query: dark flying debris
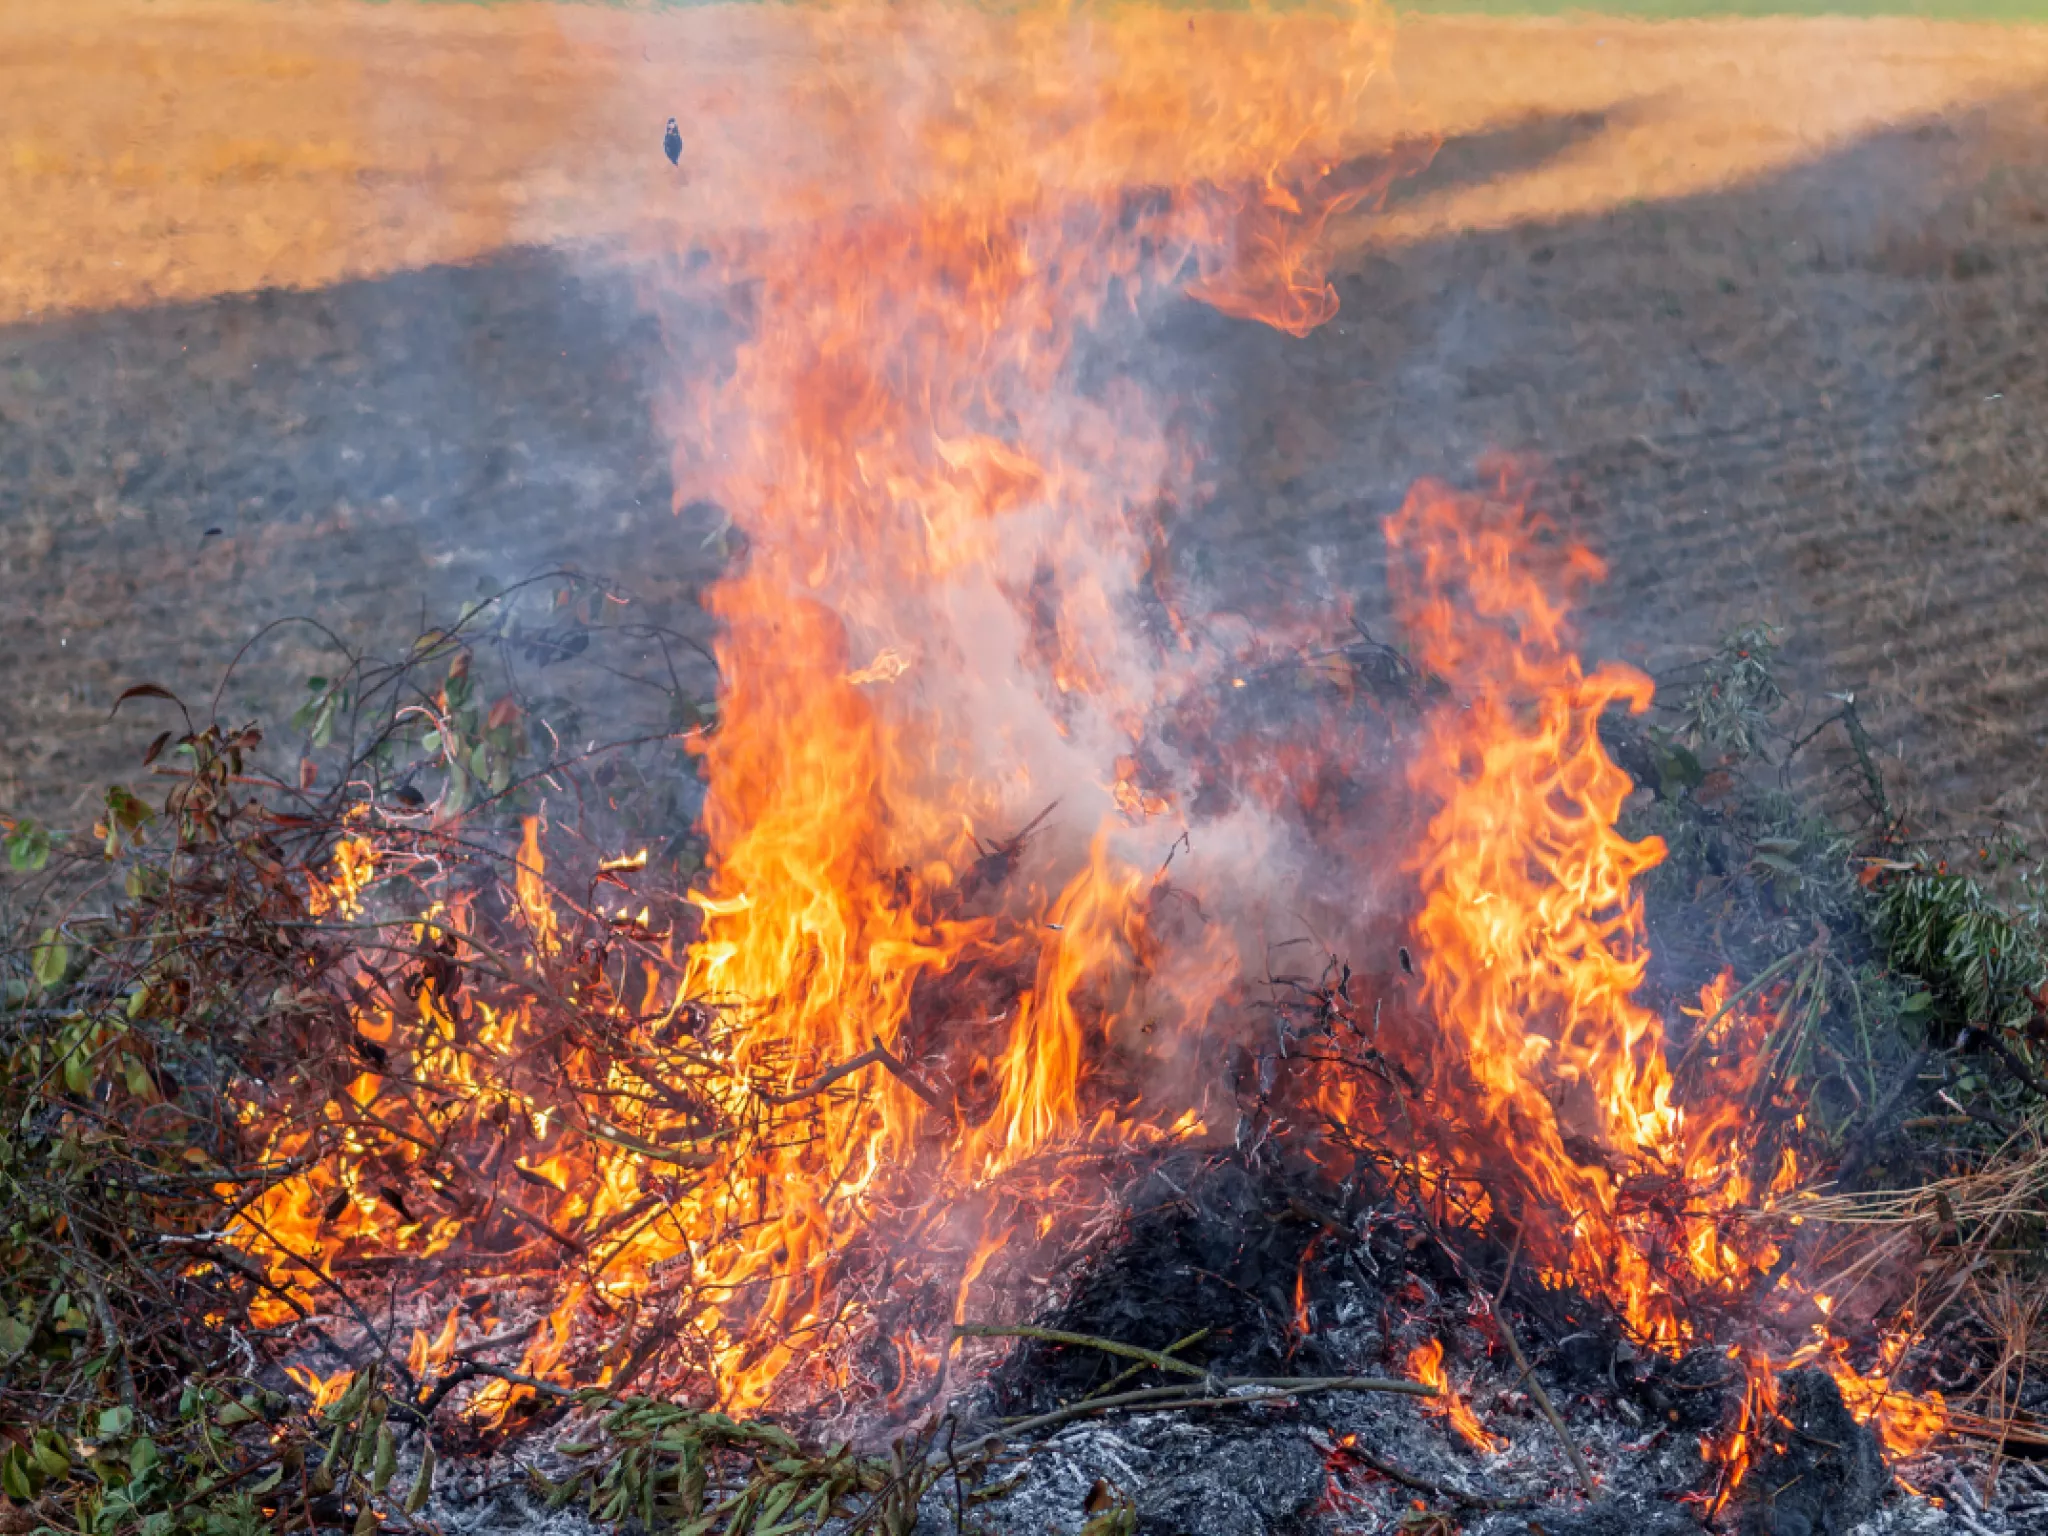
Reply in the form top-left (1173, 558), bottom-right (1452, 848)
top-left (203, 527), bottom-right (223, 537)
top-left (1398, 945), bottom-right (1414, 977)
top-left (663, 117), bottom-right (682, 167)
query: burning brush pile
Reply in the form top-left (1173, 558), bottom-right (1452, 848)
top-left (6, 3), bottom-right (2048, 1534)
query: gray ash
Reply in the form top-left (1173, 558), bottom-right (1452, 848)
top-left (949, 1151), bottom-right (1957, 1536)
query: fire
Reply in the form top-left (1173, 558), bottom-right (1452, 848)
top-left (1703, 1334), bottom-right (1944, 1512)
top-left (1701, 1348), bottom-right (1780, 1511)
top-left (221, 0), bottom-right (1420, 1418)
top-left (1405, 1337), bottom-right (1500, 1455)
top-left (640, 0), bottom-right (1415, 1409)
top-left (1825, 1344), bottom-right (1946, 1461)
top-left (210, 0), bottom-right (1949, 1458)
top-left (1356, 481), bottom-right (1792, 1345)
top-left (1378, 482), bottom-right (1943, 1465)
top-left (224, 470), bottom-right (1946, 1443)
top-left (284, 1365), bottom-right (355, 1415)
top-left (306, 826), bottom-right (376, 918)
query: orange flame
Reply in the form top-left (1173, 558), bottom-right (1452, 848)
top-left (1379, 481), bottom-right (1943, 1468)
top-left (307, 829), bottom-right (377, 919)
top-left (1375, 482), bottom-right (1797, 1346)
top-left (1703, 1338), bottom-right (1943, 1513)
top-left (637, 0), bottom-right (1408, 1409)
top-left (284, 1365), bottom-right (354, 1415)
top-left (1702, 1349), bottom-right (1781, 1512)
top-left (1406, 1337), bottom-right (1500, 1454)
top-left (225, 0), bottom-right (1420, 1406)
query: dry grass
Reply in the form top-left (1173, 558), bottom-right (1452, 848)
top-left (8, 3), bottom-right (2048, 325)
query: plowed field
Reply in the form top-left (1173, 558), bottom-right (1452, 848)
top-left (5, 2), bottom-right (2047, 833)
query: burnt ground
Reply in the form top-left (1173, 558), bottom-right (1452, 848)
top-left (5, 28), bottom-right (2048, 837)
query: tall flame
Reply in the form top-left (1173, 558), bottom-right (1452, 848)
top-left (641, 0), bottom-right (1407, 1408)
top-left (1376, 480), bottom-right (1795, 1347)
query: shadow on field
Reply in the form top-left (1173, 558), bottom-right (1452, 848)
top-left (1169, 80), bottom-right (2048, 831)
top-left (0, 249), bottom-right (737, 817)
top-left (5, 88), bottom-right (2048, 830)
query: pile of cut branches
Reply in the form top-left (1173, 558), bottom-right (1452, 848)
top-left (0, 590), bottom-right (845, 1536)
top-left (9, 608), bottom-right (2048, 1536)
top-left (0, 589), bottom-right (1133, 1536)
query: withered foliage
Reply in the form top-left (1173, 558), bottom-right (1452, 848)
top-left (0, 595), bottom-right (962, 1536)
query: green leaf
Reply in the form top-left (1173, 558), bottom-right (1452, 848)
top-left (352, 1503), bottom-right (380, 1536)
top-left (324, 1369), bottom-right (373, 1427)
top-left (247, 1466), bottom-right (285, 1496)
top-left (0, 1316), bottom-right (30, 1358)
top-left (1645, 734), bottom-right (1704, 799)
top-left (98, 1404), bottom-right (134, 1438)
top-left (403, 1442), bottom-right (434, 1514)
top-left (63, 1033), bottom-right (94, 1097)
top-left (754, 1480), bottom-right (797, 1530)
top-left (4, 819), bottom-right (52, 872)
top-left (371, 1425), bottom-right (396, 1495)
top-left (128, 1437), bottom-right (158, 1476)
top-left (1, 1446), bottom-right (33, 1502)
top-left (31, 1430), bottom-right (70, 1479)
top-left (1900, 992), bottom-right (1935, 1017)
top-left (32, 929), bottom-right (69, 991)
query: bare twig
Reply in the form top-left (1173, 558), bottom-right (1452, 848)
top-left (1493, 1309), bottom-right (1593, 1495)
top-left (758, 1038), bottom-right (943, 1110)
top-left (980, 1372), bottom-right (1439, 1446)
top-left (1082, 1328), bottom-right (1209, 1402)
top-left (1338, 1438), bottom-right (1524, 1512)
top-left (953, 1324), bottom-right (1207, 1381)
